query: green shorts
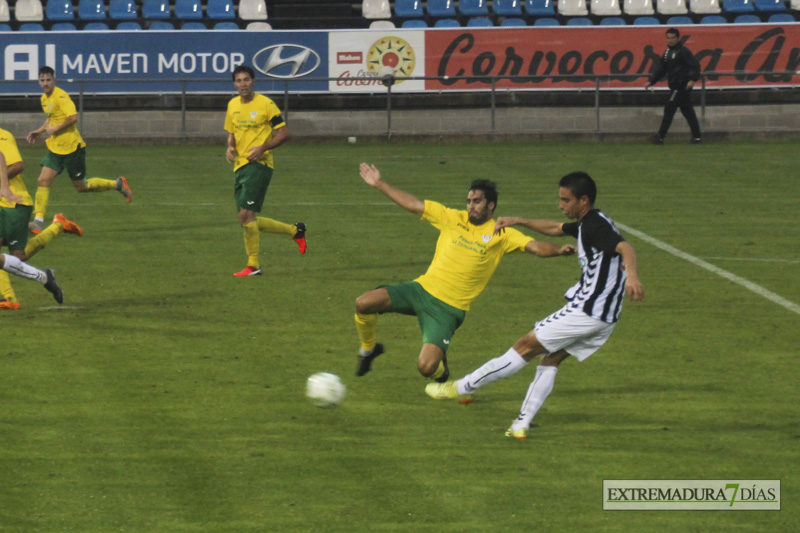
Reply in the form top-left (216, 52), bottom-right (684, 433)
top-left (384, 281), bottom-right (466, 353)
top-left (41, 145), bottom-right (87, 181)
top-left (234, 163), bottom-right (273, 213)
top-left (0, 205), bottom-right (33, 251)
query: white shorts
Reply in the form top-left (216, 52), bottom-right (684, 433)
top-left (533, 305), bottom-right (616, 361)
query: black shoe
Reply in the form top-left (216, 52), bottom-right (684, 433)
top-left (690, 137), bottom-right (703, 144)
top-left (356, 343), bottom-right (384, 376)
top-left (647, 134), bottom-right (664, 145)
top-left (43, 269), bottom-right (63, 304)
top-left (435, 354), bottom-right (450, 383)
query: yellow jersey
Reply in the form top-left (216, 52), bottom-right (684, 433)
top-left (416, 200), bottom-right (534, 311)
top-left (41, 86), bottom-right (85, 155)
top-left (0, 128), bottom-right (33, 209)
top-left (224, 93), bottom-right (286, 172)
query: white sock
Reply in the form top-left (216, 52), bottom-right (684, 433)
top-left (34, 216), bottom-right (44, 223)
top-left (511, 366), bottom-right (558, 431)
top-left (2, 253), bottom-right (46, 283)
top-left (457, 347), bottom-right (528, 395)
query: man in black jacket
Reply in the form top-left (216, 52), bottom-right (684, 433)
top-left (645, 28), bottom-right (703, 145)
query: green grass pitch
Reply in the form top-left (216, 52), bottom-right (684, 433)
top-left (1, 139), bottom-right (797, 532)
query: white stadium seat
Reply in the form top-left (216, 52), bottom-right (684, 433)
top-left (558, 0), bottom-right (589, 15)
top-left (624, 0), bottom-right (656, 14)
top-left (16, 0), bottom-right (45, 21)
top-left (362, 0), bottom-right (391, 19)
top-left (239, 0), bottom-right (268, 21)
top-left (689, 0), bottom-right (721, 13)
top-left (656, 0), bottom-right (689, 14)
top-left (592, 0), bottom-right (622, 15)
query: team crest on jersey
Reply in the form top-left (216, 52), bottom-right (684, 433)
top-left (482, 234), bottom-right (492, 243)
top-left (250, 111), bottom-right (258, 119)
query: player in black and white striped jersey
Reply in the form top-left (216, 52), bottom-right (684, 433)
top-left (426, 171), bottom-right (644, 439)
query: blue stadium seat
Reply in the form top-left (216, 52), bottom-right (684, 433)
top-left (142, 0), bottom-right (170, 19)
top-left (494, 0), bottom-right (524, 15)
top-left (567, 16), bottom-right (593, 23)
top-left (460, 0), bottom-right (490, 15)
top-left (83, 20), bottom-right (109, 28)
top-left (754, 0), bottom-right (786, 11)
top-left (116, 20), bottom-right (141, 29)
top-left (51, 21), bottom-right (77, 29)
top-left (0, 22), bottom-right (11, 30)
top-left (667, 14), bottom-right (694, 22)
top-left (467, 16), bottom-right (494, 25)
top-left (700, 14), bottom-right (728, 21)
top-left (501, 16), bottom-right (527, 24)
top-left (401, 18), bottom-right (427, 27)
top-left (181, 21), bottom-right (207, 29)
top-left (723, 0), bottom-right (755, 12)
top-left (599, 16), bottom-right (627, 23)
top-left (46, 0), bottom-right (74, 20)
top-left (148, 20), bottom-right (174, 29)
top-left (768, 12), bottom-right (795, 20)
top-left (395, 0), bottom-right (424, 18)
top-left (208, 0), bottom-right (235, 19)
top-left (214, 21), bottom-right (239, 29)
top-left (734, 12), bottom-right (761, 19)
top-left (427, 0), bottom-right (456, 17)
top-left (19, 22), bottom-right (46, 30)
top-left (434, 18), bottom-right (461, 26)
top-left (108, 0), bottom-right (137, 19)
top-left (534, 16), bottom-right (560, 23)
top-left (78, 0), bottom-right (105, 20)
top-left (175, 0), bottom-right (204, 20)
top-left (633, 15), bottom-right (661, 22)
top-left (525, 0), bottom-right (557, 15)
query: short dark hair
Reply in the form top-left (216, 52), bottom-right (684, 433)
top-left (666, 28), bottom-right (680, 38)
top-left (559, 172), bottom-right (597, 205)
top-left (470, 179), bottom-right (498, 208)
top-left (39, 66), bottom-right (55, 77)
top-left (232, 65), bottom-right (255, 81)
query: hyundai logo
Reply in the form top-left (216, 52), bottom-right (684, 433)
top-left (253, 45), bottom-right (321, 79)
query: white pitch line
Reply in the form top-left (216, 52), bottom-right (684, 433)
top-left (616, 222), bottom-right (800, 316)
top-left (703, 257), bottom-right (800, 264)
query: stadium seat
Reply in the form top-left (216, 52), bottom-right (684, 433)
top-left (567, 15), bottom-right (594, 22)
top-left (108, 0), bottom-right (136, 19)
top-left (239, 0), bottom-right (267, 21)
top-left (699, 13), bottom-right (728, 21)
top-left (362, 0), bottom-right (390, 19)
top-left (599, 15), bottom-right (627, 22)
top-left (500, 16), bottom-right (527, 24)
top-left (208, 0), bottom-right (235, 19)
top-left (51, 21), bottom-right (76, 29)
top-left (592, 0), bottom-right (622, 14)
top-left (0, 22), bottom-right (11, 29)
top-left (656, 0), bottom-right (689, 13)
top-left (215, 20), bottom-right (240, 29)
top-left (395, 0), bottom-right (423, 18)
top-left (689, 0), bottom-right (721, 13)
top-left (148, 20), bottom-right (174, 29)
top-left (768, 12), bottom-right (794, 20)
top-left (525, 0), bottom-right (557, 14)
top-left (175, 0), bottom-right (203, 20)
top-left (558, 0), bottom-right (589, 15)
top-left (246, 21), bottom-right (271, 29)
top-left (459, 0), bottom-right (489, 15)
top-left (0, 0), bottom-right (10, 21)
top-left (427, 0), bottom-right (456, 17)
top-left (19, 21), bottom-right (46, 29)
top-left (401, 18), bottom-right (428, 26)
top-left (633, 14), bottom-right (661, 21)
top-left (434, 18), bottom-right (461, 26)
top-left (15, 0), bottom-right (45, 21)
top-left (754, 0), bottom-right (787, 11)
top-left (494, 0), bottom-right (524, 15)
top-left (792, 0), bottom-right (800, 9)
top-left (369, 19), bottom-right (395, 28)
top-left (142, 0), bottom-right (170, 19)
top-left (624, 0), bottom-right (655, 14)
top-left (723, 0), bottom-right (755, 12)
top-left (78, 0), bottom-right (105, 20)
top-left (116, 20), bottom-right (141, 29)
top-left (181, 21), bottom-right (207, 28)
top-left (46, 0), bottom-right (74, 20)
top-left (467, 16), bottom-right (494, 25)
top-left (667, 14), bottom-right (695, 21)
top-left (83, 20), bottom-right (108, 28)
top-left (734, 12), bottom-right (761, 19)
top-left (534, 16), bottom-right (560, 23)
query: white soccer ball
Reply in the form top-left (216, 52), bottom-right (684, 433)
top-left (306, 372), bottom-right (346, 408)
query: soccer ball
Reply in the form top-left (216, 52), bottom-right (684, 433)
top-left (306, 372), bottom-right (346, 408)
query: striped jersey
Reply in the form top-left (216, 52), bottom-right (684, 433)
top-left (561, 209), bottom-right (626, 323)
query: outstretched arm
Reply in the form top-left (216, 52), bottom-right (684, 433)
top-left (617, 241), bottom-right (644, 301)
top-left (495, 216), bottom-right (566, 237)
top-left (524, 239), bottom-right (575, 258)
top-left (359, 163), bottom-right (425, 216)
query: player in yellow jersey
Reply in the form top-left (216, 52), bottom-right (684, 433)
top-left (25, 66), bottom-right (132, 234)
top-left (0, 127), bottom-right (82, 309)
top-left (225, 65), bottom-right (306, 277)
top-left (354, 163), bottom-right (576, 383)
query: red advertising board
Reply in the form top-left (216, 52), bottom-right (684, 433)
top-left (424, 25), bottom-right (800, 90)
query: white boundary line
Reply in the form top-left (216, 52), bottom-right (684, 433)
top-left (616, 223), bottom-right (800, 317)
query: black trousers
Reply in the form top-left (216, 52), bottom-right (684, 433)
top-left (658, 88), bottom-right (702, 139)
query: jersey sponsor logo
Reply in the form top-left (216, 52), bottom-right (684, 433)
top-left (250, 111), bottom-right (258, 120)
top-left (482, 234), bottom-right (492, 243)
top-left (253, 45), bottom-right (321, 79)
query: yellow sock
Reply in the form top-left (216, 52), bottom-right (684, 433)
top-left (24, 222), bottom-right (62, 258)
top-left (34, 187), bottom-right (50, 219)
top-left (257, 217), bottom-right (295, 236)
top-left (354, 313), bottom-right (378, 351)
top-left (243, 221), bottom-right (260, 268)
top-left (0, 271), bottom-right (18, 303)
top-left (431, 361), bottom-right (446, 381)
top-left (86, 178), bottom-right (117, 192)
